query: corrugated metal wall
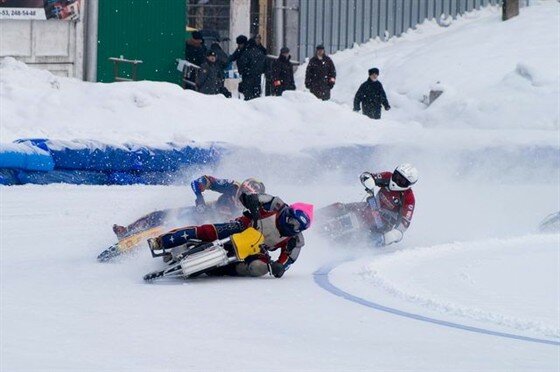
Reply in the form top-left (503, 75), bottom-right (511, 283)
top-left (97, 0), bottom-right (186, 83)
top-left (297, 0), bottom-right (530, 61)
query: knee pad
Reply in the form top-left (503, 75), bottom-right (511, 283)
top-left (247, 260), bottom-right (268, 277)
top-left (234, 260), bottom-right (268, 277)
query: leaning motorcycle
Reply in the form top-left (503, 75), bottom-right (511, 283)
top-left (143, 227), bottom-right (265, 281)
top-left (317, 173), bottom-right (386, 243)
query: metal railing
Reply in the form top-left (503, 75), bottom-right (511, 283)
top-left (297, 0), bottom-right (532, 61)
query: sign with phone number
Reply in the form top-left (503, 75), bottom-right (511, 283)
top-left (0, 8), bottom-right (46, 20)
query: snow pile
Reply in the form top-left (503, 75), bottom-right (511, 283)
top-left (298, 2), bottom-right (559, 131)
top-left (350, 234), bottom-right (560, 338)
top-left (1, 2), bottom-right (559, 156)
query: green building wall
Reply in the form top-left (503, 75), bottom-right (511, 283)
top-left (97, 0), bottom-right (186, 84)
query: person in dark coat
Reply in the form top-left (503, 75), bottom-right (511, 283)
top-left (236, 38), bottom-right (267, 100)
top-left (196, 51), bottom-right (230, 97)
top-left (185, 31), bottom-right (207, 67)
top-left (305, 45), bottom-right (336, 101)
top-left (227, 35), bottom-right (248, 65)
top-left (353, 68), bottom-right (391, 120)
top-left (271, 47), bottom-right (296, 96)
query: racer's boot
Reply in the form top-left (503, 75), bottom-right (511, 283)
top-left (112, 224), bottom-right (128, 239)
top-left (147, 236), bottom-right (173, 262)
top-left (147, 237), bottom-right (163, 251)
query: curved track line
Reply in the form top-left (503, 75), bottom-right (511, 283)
top-left (313, 261), bottom-right (560, 346)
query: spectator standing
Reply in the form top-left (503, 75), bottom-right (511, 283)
top-left (185, 31), bottom-right (207, 67)
top-left (271, 47), bottom-right (296, 96)
top-left (305, 45), bottom-right (336, 101)
top-left (353, 68), bottom-right (391, 120)
top-left (236, 38), bottom-right (267, 100)
top-left (196, 50), bottom-right (230, 97)
top-left (227, 35), bottom-right (248, 65)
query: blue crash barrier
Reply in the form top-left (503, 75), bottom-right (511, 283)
top-left (1, 139), bottom-right (220, 185)
top-left (17, 170), bottom-right (110, 185)
top-left (0, 169), bottom-right (20, 185)
top-left (14, 139), bottom-right (219, 172)
top-left (0, 143), bottom-right (54, 171)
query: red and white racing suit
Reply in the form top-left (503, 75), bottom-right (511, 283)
top-left (320, 171), bottom-right (415, 245)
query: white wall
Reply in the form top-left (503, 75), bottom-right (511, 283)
top-left (229, 0), bottom-right (251, 52)
top-left (0, 17), bottom-right (84, 78)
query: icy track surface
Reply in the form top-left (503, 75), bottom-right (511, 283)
top-left (2, 2), bottom-right (560, 371)
top-left (1, 185), bottom-right (559, 371)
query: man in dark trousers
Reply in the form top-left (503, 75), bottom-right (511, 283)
top-left (237, 38), bottom-right (267, 100)
top-left (196, 50), bottom-right (230, 97)
top-left (271, 47), bottom-right (296, 96)
top-left (305, 45), bottom-right (336, 101)
top-left (353, 68), bottom-right (391, 119)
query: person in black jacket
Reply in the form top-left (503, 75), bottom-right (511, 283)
top-left (305, 45), bottom-right (336, 101)
top-left (353, 68), bottom-right (391, 119)
top-left (227, 35), bottom-right (248, 65)
top-left (271, 47), bottom-right (296, 96)
top-left (185, 31), bottom-right (207, 67)
top-left (197, 51), bottom-right (230, 97)
top-left (237, 38), bottom-right (267, 100)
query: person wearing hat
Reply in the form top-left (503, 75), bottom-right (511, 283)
top-left (305, 44), bottom-right (336, 101)
top-left (270, 47), bottom-right (296, 96)
top-left (185, 31), bottom-right (207, 67)
top-left (196, 50), bottom-right (230, 97)
top-left (353, 67), bottom-right (391, 119)
top-left (236, 37), bottom-right (267, 100)
top-left (227, 34), bottom-right (249, 65)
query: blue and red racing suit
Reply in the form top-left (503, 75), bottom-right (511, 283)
top-left (156, 193), bottom-right (305, 276)
top-left (114, 175), bottom-right (245, 239)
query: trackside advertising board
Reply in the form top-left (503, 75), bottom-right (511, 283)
top-left (0, 0), bottom-right (82, 20)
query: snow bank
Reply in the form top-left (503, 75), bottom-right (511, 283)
top-left (298, 2), bottom-right (559, 131)
top-left (1, 3), bottom-right (559, 154)
top-left (331, 234), bottom-right (560, 339)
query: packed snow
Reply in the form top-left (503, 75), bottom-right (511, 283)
top-left (1, 2), bottom-right (559, 371)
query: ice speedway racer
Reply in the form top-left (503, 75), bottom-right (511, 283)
top-left (539, 211), bottom-right (560, 233)
top-left (143, 192), bottom-right (313, 282)
top-left (97, 177), bottom-right (265, 262)
top-left (317, 164), bottom-right (418, 247)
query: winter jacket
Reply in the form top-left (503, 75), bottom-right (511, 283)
top-left (196, 60), bottom-right (225, 95)
top-left (237, 40), bottom-right (267, 100)
top-left (185, 39), bottom-right (207, 67)
top-left (270, 55), bottom-right (296, 96)
top-left (304, 55), bottom-right (336, 100)
top-left (353, 79), bottom-right (390, 119)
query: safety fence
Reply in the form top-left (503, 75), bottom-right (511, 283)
top-left (297, 0), bottom-right (532, 60)
top-left (0, 139), bottom-right (220, 185)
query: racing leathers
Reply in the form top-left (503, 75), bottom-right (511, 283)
top-left (153, 193), bottom-right (305, 277)
top-left (320, 171), bottom-right (415, 246)
top-left (112, 175), bottom-right (244, 239)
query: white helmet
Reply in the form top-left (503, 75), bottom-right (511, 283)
top-left (389, 164), bottom-right (418, 191)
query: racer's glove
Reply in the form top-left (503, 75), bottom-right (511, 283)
top-left (360, 172), bottom-right (376, 192)
top-left (240, 192), bottom-right (261, 224)
top-left (240, 192), bottom-right (260, 211)
top-left (194, 196), bottom-right (206, 213)
top-left (270, 261), bottom-right (285, 278)
top-left (382, 229), bottom-right (403, 246)
top-left (195, 203), bottom-right (206, 214)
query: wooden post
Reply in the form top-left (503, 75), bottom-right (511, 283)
top-left (502, 0), bottom-right (520, 21)
top-left (259, 0), bottom-right (269, 47)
